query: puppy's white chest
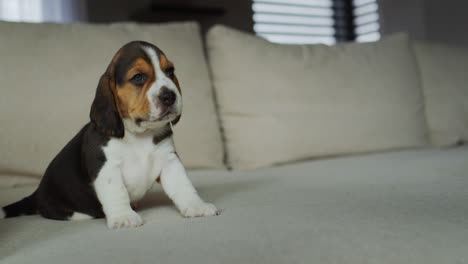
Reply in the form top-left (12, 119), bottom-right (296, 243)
top-left (105, 135), bottom-right (174, 202)
top-left (121, 151), bottom-right (157, 201)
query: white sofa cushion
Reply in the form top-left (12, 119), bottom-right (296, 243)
top-left (207, 25), bottom-right (428, 169)
top-left (0, 21), bottom-right (225, 177)
top-left (413, 41), bottom-right (468, 146)
top-left (2, 147), bottom-right (468, 264)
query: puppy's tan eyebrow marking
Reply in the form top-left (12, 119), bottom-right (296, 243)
top-left (125, 58), bottom-right (153, 80)
top-left (148, 50), bottom-right (181, 95)
top-left (158, 54), bottom-right (171, 71)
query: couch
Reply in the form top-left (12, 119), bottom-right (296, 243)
top-left (0, 21), bottom-right (467, 264)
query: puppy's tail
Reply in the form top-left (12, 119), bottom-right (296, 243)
top-left (1, 193), bottom-right (37, 219)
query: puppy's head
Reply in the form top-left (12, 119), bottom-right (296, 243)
top-left (90, 41), bottom-right (182, 137)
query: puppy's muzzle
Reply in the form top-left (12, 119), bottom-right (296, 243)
top-left (158, 88), bottom-right (176, 107)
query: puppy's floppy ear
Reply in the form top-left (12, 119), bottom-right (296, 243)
top-left (90, 73), bottom-right (124, 138)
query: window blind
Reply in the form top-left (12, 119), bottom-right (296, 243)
top-left (353, 0), bottom-right (380, 42)
top-left (0, 0), bottom-right (85, 23)
top-left (253, 0), bottom-right (381, 44)
top-left (0, 0), bottom-right (43, 22)
top-left (253, 0), bottom-right (336, 45)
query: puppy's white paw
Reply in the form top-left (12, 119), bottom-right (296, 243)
top-left (180, 200), bottom-right (219, 218)
top-left (106, 210), bottom-right (143, 229)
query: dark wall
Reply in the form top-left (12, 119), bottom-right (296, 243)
top-left (424, 0), bottom-right (468, 46)
top-left (378, 0), bottom-right (468, 46)
top-left (87, 0), bottom-right (468, 46)
top-left (378, 0), bottom-right (426, 40)
top-left (86, 0), bottom-right (150, 23)
top-left (86, 0), bottom-right (253, 33)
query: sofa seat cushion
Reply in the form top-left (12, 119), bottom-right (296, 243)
top-left (2, 146), bottom-right (468, 264)
top-left (0, 21), bottom-right (225, 177)
top-left (206, 25), bottom-right (428, 169)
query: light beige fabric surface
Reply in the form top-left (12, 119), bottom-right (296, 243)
top-left (1, 147), bottom-right (468, 264)
top-left (413, 41), bottom-right (468, 146)
top-left (0, 21), bottom-right (224, 177)
top-left (207, 25), bottom-right (428, 169)
top-left (0, 174), bottom-right (38, 189)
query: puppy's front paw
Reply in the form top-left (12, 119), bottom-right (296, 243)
top-left (106, 210), bottom-right (143, 229)
top-left (180, 200), bottom-right (219, 218)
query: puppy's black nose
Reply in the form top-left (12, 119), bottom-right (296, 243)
top-left (158, 89), bottom-right (176, 106)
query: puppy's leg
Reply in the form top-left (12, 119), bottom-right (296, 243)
top-left (160, 153), bottom-right (218, 218)
top-left (94, 162), bottom-right (143, 229)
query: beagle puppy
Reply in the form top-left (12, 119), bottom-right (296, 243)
top-left (1, 41), bottom-right (218, 229)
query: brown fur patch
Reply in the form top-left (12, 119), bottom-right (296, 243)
top-left (116, 58), bottom-right (156, 120)
top-left (159, 54), bottom-right (181, 94)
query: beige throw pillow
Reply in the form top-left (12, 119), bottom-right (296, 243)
top-left (207, 25), bottom-right (428, 169)
top-left (413, 41), bottom-right (468, 146)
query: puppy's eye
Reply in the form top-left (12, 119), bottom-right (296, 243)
top-left (130, 73), bottom-right (146, 85)
top-left (166, 67), bottom-right (175, 79)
